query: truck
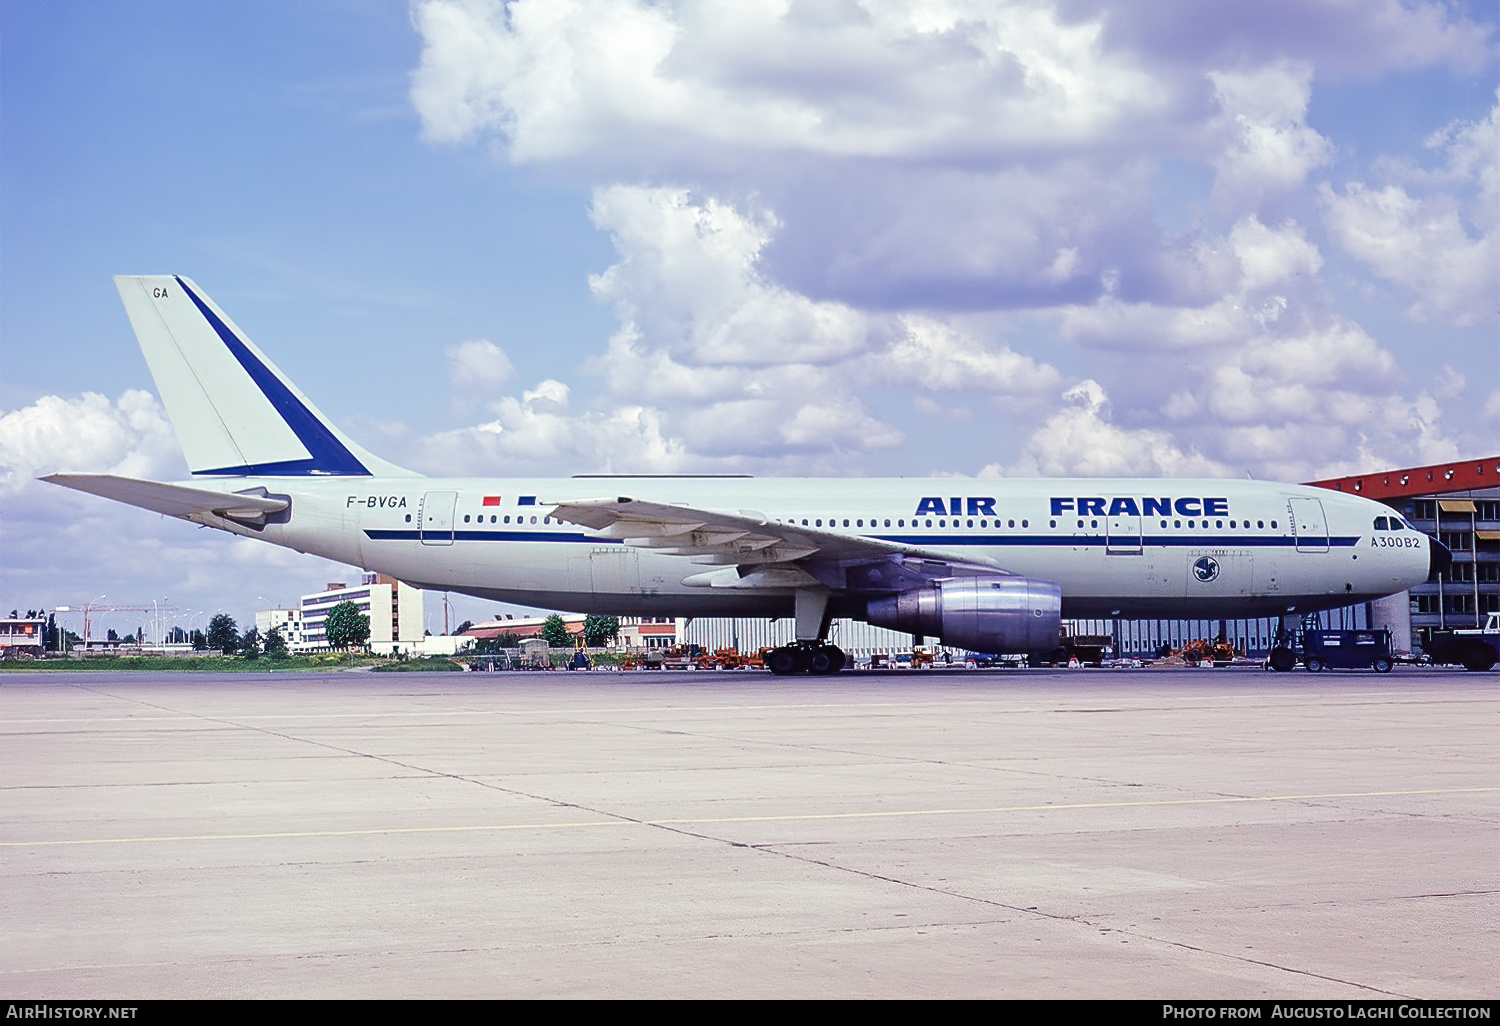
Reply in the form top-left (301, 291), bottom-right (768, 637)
top-left (1300, 629), bottom-right (1394, 673)
top-left (1419, 612), bottom-right (1500, 671)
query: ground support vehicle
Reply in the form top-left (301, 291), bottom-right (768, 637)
top-left (1300, 629), bottom-right (1394, 673)
top-left (1419, 613), bottom-right (1499, 671)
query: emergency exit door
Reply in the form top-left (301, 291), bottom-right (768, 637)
top-left (1106, 513), bottom-right (1143, 554)
top-left (419, 490), bottom-right (457, 546)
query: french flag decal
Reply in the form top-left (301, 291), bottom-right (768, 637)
top-left (482, 496), bottom-right (502, 506)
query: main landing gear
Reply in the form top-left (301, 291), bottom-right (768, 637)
top-left (766, 641), bottom-right (846, 676)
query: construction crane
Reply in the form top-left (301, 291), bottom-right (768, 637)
top-left (52, 600), bottom-right (179, 647)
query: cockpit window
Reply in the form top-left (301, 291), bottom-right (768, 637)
top-left (1374, 516), bottom-right (1389, 530)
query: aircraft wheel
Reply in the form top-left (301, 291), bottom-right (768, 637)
top-left (1268, 647), bottom-right (1296, 672)
top-left (808, 649), bottom-right (834, 674)
top-left (767, 648), bottom-right (799, 676)
top-left (1305, 657), bottom-right (1324, 673)
top-left (825, 645), bottom-right (846, 673)
top-left (1373, 658), bottom-right (1393, 673)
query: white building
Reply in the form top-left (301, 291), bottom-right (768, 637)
top-left (255, 608), bottom-right (301, 647)
top-left (617, 616), bottom-right (680, 649)
top-left (297, 573), bottom-right (425, 655)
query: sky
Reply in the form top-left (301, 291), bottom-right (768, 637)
top-left (2, 0), bottom-right (1496, 637)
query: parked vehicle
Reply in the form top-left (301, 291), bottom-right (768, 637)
top-left (1419, 613), bottom-right (1499, 671)
top-left (1300, 629), bottom-right (1394, 673)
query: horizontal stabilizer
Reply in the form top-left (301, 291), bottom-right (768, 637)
top-left (41, 473), bottom-right (289, 523)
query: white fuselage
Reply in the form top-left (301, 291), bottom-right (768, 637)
top-left (192, 475), bottom-right (1431, 621)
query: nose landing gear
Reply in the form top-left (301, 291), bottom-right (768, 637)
top-left (767, 641), bottom-right (847, 676)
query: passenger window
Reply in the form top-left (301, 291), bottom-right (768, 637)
top-left (843, 519), bottom-right (850, 527)
top-left (885, 519), bottom-right (891, 527)
top-left (1049, 519), bottom-right (1057, 528)
top-left (1008, 519), bottom-right (1015, 528)
top-left (1174, 520), bottom-right (1182, 528)
top-left (967, 519), bottom-right (974, 528)
top-left (1022, 520), bottom-right (1028, 528)
top-left (1091, 519), bottom-right (1098, 528)
top-left (405, 514), bottom-right (411, 523)
top-left (1257, 520), bottom-right (1263, 528)
top-left (925, 519), bottom-right (932, 527)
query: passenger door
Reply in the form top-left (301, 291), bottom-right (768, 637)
top-left (1289, 497), bottom-right (1329, 553)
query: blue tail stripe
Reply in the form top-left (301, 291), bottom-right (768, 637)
top-left (175, 277), bottom-right (369, 477)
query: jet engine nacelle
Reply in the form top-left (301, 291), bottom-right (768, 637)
top-left (866, 576), bottom-right (1063, 654)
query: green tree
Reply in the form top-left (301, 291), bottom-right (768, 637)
top-left (540, 614), bottom-right (573, 648)
top-left (191, 629), bottom-right (207, 651)
top-left (206, 614), bottom-right (239, 655)
top-left (324, 601), bottom-right (370, 650)
top-left (582, 615), bottom-right (619, 647)
top-left (264, 625), bottom-right (289, 660)
top-left (239, 627), bottom-right (261, 660)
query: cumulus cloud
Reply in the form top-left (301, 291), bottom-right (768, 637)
top-left (987, 380), bottom-right (1226, 478)
top-left (883, 316), bottom-right (1062, 395)
top-left (446, 338), bottom-right (515, 396)
top-left (407, 0), bottom-right (1488, 481)
top-left (1058, 216), bottom-right (1323, 350)
top-left (0, 390), bottom-right (350, 621)
top-left (411, 0), bottom-right (1165, 162)
top-left (417, 381), bottom-right (691, 475)
top-left (1321, 96), bottom-right (1499, 327)
top-left (0, 390), bottom-right (182, 494)
top-left (1208, 63), bottom-right (1332, 210)
top-left (588, 185), bottom-right (877, 366)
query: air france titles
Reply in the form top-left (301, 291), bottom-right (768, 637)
top-left (1052, 496), bottom-right (1230, 517)
top-left (911, 496), bottom-right (1233, 518)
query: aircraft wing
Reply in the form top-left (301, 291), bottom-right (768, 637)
top-left (549, 495), bottom-right (1011, 592)
top-left (41, 473), bottom-right (289, 525)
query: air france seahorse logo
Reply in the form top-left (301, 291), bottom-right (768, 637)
top-left (1192, 556), bottom-right (1221, 583)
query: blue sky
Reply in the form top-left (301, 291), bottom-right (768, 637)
top-left (2, 0), bottom-right (1496, 634)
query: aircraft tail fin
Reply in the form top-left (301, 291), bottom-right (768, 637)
top-left (114, 275), bottom-right (418, 478)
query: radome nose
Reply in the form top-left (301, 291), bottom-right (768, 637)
top-left (1429, 534), bottom-right (1453, 578)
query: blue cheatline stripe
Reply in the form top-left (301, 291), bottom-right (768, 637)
top-left (175, 277), bottom-right (369, 477)
top-left (363, 528), bottom-right (1359, 548)
top-left (365, 529), bottom-right (613, 543)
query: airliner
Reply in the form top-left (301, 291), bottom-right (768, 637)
top-left (43, 277), bottom-right (1447, 674)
